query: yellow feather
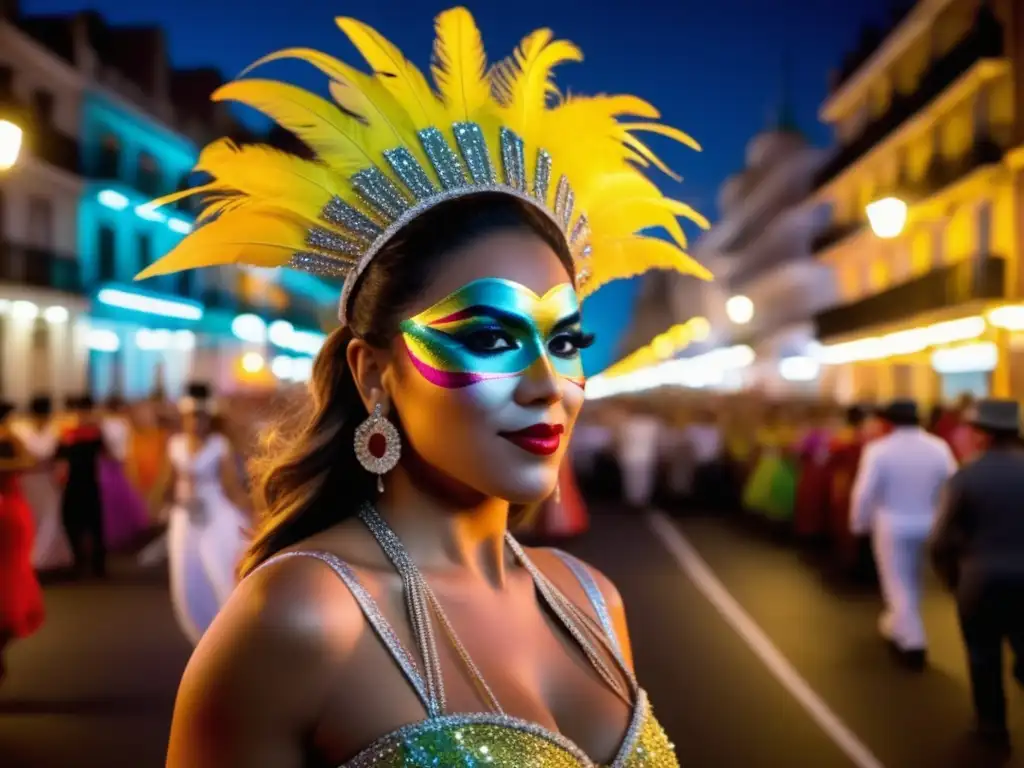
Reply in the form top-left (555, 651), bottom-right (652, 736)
top-left (148, 182), bottom-right (217, 210)
top-left (336, 17), bottom-right (443, 130)
top-left (136, 206), bottom-right (309, 280)
top-left (621, 122), bottom-right (702, 152)
top-left (492, 29), bottom-right (582, 130)
top-left (431, 7), bottom-right (489, 120)
top-left (212, 79), bottom-right (376, 171)
top-left (194, 138), bottom-right (341, 218)
top-left (581, 236), bottom-right (711, 301)
top-left (240, 48), bottom-right (417, 158)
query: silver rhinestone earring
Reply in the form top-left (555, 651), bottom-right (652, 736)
top-left (353, 403), bottom-right (401, 492)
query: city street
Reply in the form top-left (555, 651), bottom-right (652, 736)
top-left (2, 508), bottom-right (1023, 768)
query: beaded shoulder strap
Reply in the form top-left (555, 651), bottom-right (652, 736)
top-left (551, 549), bottom-right (625, 660)
top-left (252, 550), bottom-right (432, 711)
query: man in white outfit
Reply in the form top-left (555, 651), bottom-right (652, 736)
top-left (850, 399), bottom-right (957, 669)
top-left (617, 406), bottom-right (662, 508)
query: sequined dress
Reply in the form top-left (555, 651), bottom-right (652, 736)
top-left (257, 509), bottom-right (678, 768)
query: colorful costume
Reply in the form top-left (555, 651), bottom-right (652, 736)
top-left (793, 427), bottom-right (833, 540)
top-left (136, 6), bottom-right (707, 763)
top-left (0, 429), bottom-right (45, 642)
top-left (99, 416), bottom-right (151, 550)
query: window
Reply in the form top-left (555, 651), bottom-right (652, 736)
top-left (137, 152), bottom-right (161, 197)
top-left (0, 66), bottom-right (12, 99)
top-left (977, 201), bottom-right (992, 254)
top-left (97, 134), bottom-right (121, 178)
top-left (31, 90), bottom-right (55, 127)
top-left (136, 232), bottom-right (152, 273)
top-left (175, 270), bottom-right (194, 298)
top-left (27, 197), bottom-right (53, 249)
top-left (97, 225), bottom-right (117, 281)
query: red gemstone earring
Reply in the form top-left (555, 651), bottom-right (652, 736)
top-left (354, 402), bottom-right (401, 493)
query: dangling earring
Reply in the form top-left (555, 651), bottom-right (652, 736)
top-left (354, 402), bottom-right (401, 493)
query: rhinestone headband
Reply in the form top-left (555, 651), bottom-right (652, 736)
top-left (291, 125), bottom-right (592, 325)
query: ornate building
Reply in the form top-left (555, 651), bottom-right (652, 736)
top-left (811, 0), bottom-right (1024, 404)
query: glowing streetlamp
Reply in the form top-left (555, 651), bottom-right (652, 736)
top-left (725, 295), bottom-right (754, 325)
top-left (0, 117), bottom-right (24, 171)
top-left (865, 196), bottom-right (908, 239)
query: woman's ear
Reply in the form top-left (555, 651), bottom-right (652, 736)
top-left (347, 338), bottom-right (393, 412)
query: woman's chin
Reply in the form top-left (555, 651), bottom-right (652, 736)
top-left (495, 475), bottom-right (560, 505)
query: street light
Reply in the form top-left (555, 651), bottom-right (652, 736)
top-left (0, 118), bottom-right (23, 171)
top-left (725, 295), bottom-right (754, 325)
top-left (865, 196), bottom-right (908, 239)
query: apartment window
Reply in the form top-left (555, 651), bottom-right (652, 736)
top-left (97, 225), bottom-right (117, 281)
top-left (136, 232), bottom-right (152, 273)
top-left (175, 270), bottom-right (194, 298)
top-left (0, 66), bottom-right (12, 99)
top-left (27, 197), bottom-right (53, 249)
top-left (977, 201), bottom-right (992, 254)
top-left (31, 90), bottom-right (55, 127)
top-left (137, 151), bottom-right (162, 197)
top-left (97, 134), bottom-right (121, 178)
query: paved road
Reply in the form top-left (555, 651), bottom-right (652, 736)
top-left (2, 509), bottom-right (1023, 767)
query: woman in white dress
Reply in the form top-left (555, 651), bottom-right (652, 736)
top-left (11, 397), bottom-right (72, 571)
top-left (162, 384), bottom-right (251, 645)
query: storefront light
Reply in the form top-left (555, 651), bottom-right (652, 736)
top-left (931, 342), bottom-right (998, 375)
top-left (292, 357), bottom-right (314, 382)
top-left (0, 299), bottom-right (9, 313)
top-left (97, 287), bottom-right (203, 321)
top-left (97, 189), bottom-right (130, 211)
top-left (821, 315), bottom-right (986, 365)
top-left (86, 328), bottom-right (120, 352)
top-left (271, 355), bottom-right (294, 379)
top-left (725, 295), bottom-right (754, 325)
top-left (241, 352), bottom-right (266, 373)
top-left (231, 313), bottom-right (267, 344)
top-left (586, 344), bottom-right (754, 399)
top-left (779, 356), bottom-right (820, 382)
top-left (43, 305), bottom-right (68, 323)
top-left (168, 218), bottom-right (192, 235)
top-left (987, 305), bottom-right (1024, 331)
top-left (268, 319), bottom-right (294, 347)
top-left (136, 328), bottom-right (173, 350)
top-left (135, 203), bottom-right (166, 223)
top-left (11, 300), bottom-right (38, 320)
top-left (173, 330), bottom-right (196, 350)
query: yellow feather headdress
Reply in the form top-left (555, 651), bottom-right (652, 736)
top-left (137, 7), bottom-right (711, 324)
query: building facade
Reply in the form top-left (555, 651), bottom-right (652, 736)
top-left (0, 9), bottom-right (89, 406)
top-left (0, 6), bottom-right (338, 405)
top-left (811, 0), bottom-right (1024, 405)
top-left (695, 127), bottom-right (832, 396)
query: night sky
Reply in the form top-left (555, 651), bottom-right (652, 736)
top-left (24, 0), bottom-right (892, 371)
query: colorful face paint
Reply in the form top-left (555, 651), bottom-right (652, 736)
top-left (400, 279), bottom-right (586, 389)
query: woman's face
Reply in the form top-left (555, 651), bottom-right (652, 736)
top-left (183, 411), bottom-right (210, 436)
top-left (387, 230), bottom-right (586, 504)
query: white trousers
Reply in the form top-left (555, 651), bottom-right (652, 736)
top-left (872, 521), bottom-right (929, 650)
top-left (621, 457), bottom-right (657, 508)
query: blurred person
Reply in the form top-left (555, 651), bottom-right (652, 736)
top-left (660, 408), bottom-right (696, 506)
top-left (0, 401), bottom-right (45, 685)
top-left (850, 400), bottom-right (956, 669)
top-left (11, 395), bottom-right (72, 570)
top-left (157, 383), bottom-right (251, 645)
top-left (56, 396), bottom-right (109, 578)
top-left (743, 405), bottom-right (798, 526)
top-left (616, 402), bottom-right (662, 508)
top-left (793, 404), bottom-right (837, 543)
top-left (684, 408), bottom-right (724, 510)
top-left (99, 395), bottom-right (151, 550)
top-left (153, 10), bottom-right (698, 765)
top-left (571, 404), bottom-right (614, 482)
top-left (128, 397), bottom-right (170, 501)
top-left (931, 399), bottom-right (1024, 750)
top-left (826, 405), bottom-right (871, 577)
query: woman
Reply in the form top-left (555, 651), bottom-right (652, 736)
top-left (11, 395), bottom-right (72, 571)
top-left (156, 384), bottom-right (251, 645)
top-left (127, 397), bottom-right (170, 502)
top-left (147, 8), bottom-right (704, 766)
top-left (99, 395), bottom-right (151, 551)
top-left (0, 401), bottom-right (46, 683)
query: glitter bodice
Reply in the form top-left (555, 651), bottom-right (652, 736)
top-left (258, 522), bottom-right (678, 768)
top-left (343, 693), bottom-right (677, 767)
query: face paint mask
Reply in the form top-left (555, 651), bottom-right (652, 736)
top-left (399, 278), bottom-right (587, 390)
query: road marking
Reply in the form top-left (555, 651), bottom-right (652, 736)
top-left (647, 511), bottom-right (885, 768)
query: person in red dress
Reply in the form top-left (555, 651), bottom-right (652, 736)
top-left (0, 400), bottom-right (46, 684)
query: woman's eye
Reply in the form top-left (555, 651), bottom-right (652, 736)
top-left (462, 329), bottom-right (516, 353)
top-left (549, 335), bottom-right (580, 357)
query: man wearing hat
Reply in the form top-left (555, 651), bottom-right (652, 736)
top-left (931, 398), bottom-right (1024, 749)
top-left (850, 398), bottom-right (958, 669)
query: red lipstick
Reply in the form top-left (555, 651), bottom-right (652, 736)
top-left (500, 423), bottom-right (564, 456)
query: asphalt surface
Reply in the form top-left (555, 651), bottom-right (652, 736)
top-left (2, 508), bottom-right (1023, 767)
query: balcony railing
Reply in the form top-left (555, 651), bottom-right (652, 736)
top-left (811, 220), bottom-right (864, 256)
top-left (814, 256), bottom-right (1005, 341)
top-left (815, 15), bottom-right (1004, 190)
top-left (0, 242), bottom-right (83, 294)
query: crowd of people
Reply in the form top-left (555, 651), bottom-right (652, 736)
top-left (569, 391), bottom-right (1024, 749)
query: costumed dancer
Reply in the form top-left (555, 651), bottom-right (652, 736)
top-left (56, 396), bottom-right (109, 579)
top-left (99, 396), bottom-right (151, 551)
top-left (11, 396), bottom-right (72, 571)
top-left (134, 9), bottom-right (706, 763)
top-left (743, 407), bottom-right (798, 526)
top-left (825, 405), bottom-right (869, 575)
top-left (792, 405), bottom-right (835, 544)
top-left (162, 384), bottom-right (250, 645)
top-left (617, 404), bottom-right (662, 508)
top-left (0, 401), bottom-right (45, 684)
